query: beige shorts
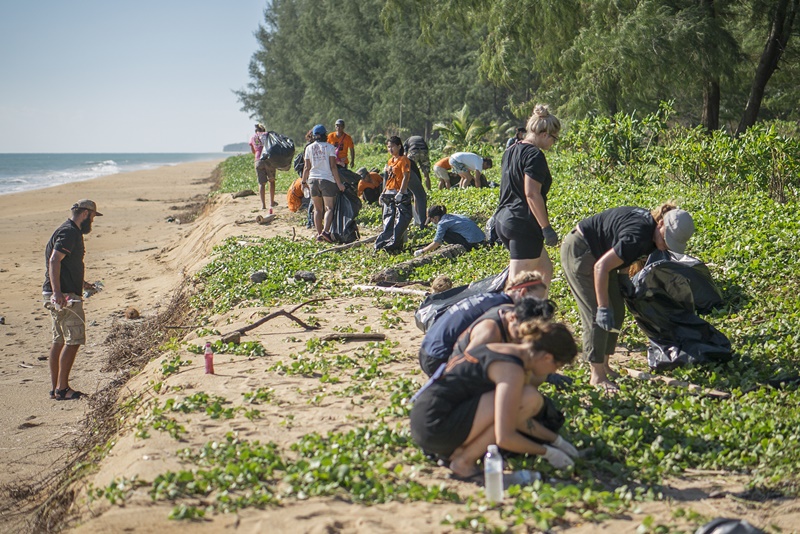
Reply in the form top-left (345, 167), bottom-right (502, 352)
top-left (44, 294), bottom-right (86, 345)
top-left (433, 165), bottom-right (450, 183)
top-left (256, 159), bottom-right (277, 185)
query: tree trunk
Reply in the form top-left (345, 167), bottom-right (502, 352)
top-left (702, 79), bottom-right (721, 131)
top-left (736, 0), bottom-right (798, 135)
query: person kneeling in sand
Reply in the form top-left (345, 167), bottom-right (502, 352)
top-left (414, 205), bottom-right (486, 257)
top-left (451, 297), bottom-right (572, 389)
top-left (418, 270), bottom-right (546, 377)
top-left (410, 320), bottom-right (581, 479)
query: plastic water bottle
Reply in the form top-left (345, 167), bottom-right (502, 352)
top-left (204, 342), bottom-right (214, 374)
top-left (484, 445), bottom-right (504, 503)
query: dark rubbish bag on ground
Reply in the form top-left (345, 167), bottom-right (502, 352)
top-left (260, 131), bottom-right (295, 170)
top-left (414, 268), bottom-right (509, 332)
top-left (623, 250), bottom-right (731, 370)
top-left (330, 183), bottom-right (361, 244)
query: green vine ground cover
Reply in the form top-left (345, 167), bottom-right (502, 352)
top-left (101, 120), bottom-right (799, 532)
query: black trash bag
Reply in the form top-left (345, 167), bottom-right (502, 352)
top-left (260, 131), bottom-right (295, 170)
top-left (330, 184), bottom-right (361, 244)
top-left (414, 268), bottom-right (509, 332)
top-left (293, 152), bottom-right (304, 177)
top-left (337, 166), bottom-right (362, 189)
top-left (624, 250), bottom-right (731, 371)
top-left (485, 214), bottom-right (500, 246)
top-left (695, 518), bottom-right (764, 534)
top-left (407, 161), bottom-right (428, 228)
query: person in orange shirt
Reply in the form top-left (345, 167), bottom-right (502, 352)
top-left (433, 156), bottom-right (452, 189)
top-left (286, 177), bottom-right (310, 213)
top-left (375, 136), bottom-right (412, 252)
top-left (356, 167), bottom-right (382, 204)
top-left (327, 119), bottom-right (355, 169)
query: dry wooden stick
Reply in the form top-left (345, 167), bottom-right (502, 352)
top-left (352, 284), bottom-right (429, 297)
top-left (220, 298), bottom-right (327, 343)
top-left (313, 235), bottom-right (378, 256)
top-left (370, 244), bottom-right (466, 283)
top-left (623, 367), bottom-right (731, 399)
top-left (318, 332), bottom-right (386, 342)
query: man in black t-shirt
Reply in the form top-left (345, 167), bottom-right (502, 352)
top-left (42, 199), bottom-right (103, 400)
top-left (403, 136), bottom-right (431, 190)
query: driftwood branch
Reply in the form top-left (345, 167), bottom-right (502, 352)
top-left (623, 367), bottom-right (731, 399)
top-left (318, 332), bottom-right (386, 343)
top-left (371, 244), bottom-right (466, 283)
top-left (313, 235), bottom-right (378, 256)
top-left (220, 298), bottom-right (327, 343)
top-left (352, 285), bottom-right (429, 297)
top-left (231, 189), bottom-right (256, 198)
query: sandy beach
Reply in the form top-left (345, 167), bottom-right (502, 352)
top-left (2, 161), bottom-right (798, 533)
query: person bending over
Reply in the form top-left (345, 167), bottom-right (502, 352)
top-left (418, 270), bottom-right (547, 377)
top-left (449, 152), bottom-right (493, 189)
top-left (414, 205), bottom-right (485, 257)
top-left (410, 320), bottom-right (580, 478)
top-left (302, 124), bottom-right (345, 243)
top-left (560, 203), bottom-right (695, 392)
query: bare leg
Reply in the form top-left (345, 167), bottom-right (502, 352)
top-left (55, 344), bottom-right (80, 390)
top-left (311, 196), bottom-right (324, 235)
top-left (508, 250), bottom-right (553, 289)
top-left (259, 183), bottom-right (267, 210)
top-left (49, 343), bottom-right (64, 391)
top-left (322, 195), bottom-right (336, 234)
top-left (268, 175), bottom-right (277, 207)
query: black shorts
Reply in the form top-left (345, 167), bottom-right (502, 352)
top-left (410, 393), bottom-right (479, 457)
top-left (495, 217), bottom-right (543, 259)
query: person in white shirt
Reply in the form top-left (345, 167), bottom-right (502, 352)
top-left (449, 152), bottom-right (493, 188)
top-left (301, 124), bottom-right (345, 243)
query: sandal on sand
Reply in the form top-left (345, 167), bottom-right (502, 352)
top-left (317, 232), bottom-right (333, 243)
top-left (55, 387), bottom-right (84, 401)
top-left (49, 389), bottom-right (55, 399)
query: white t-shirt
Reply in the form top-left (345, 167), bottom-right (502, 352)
top-left (450, 152), bottom-right (483, 171)
top-left (304, 141), bottom-right (337, 182)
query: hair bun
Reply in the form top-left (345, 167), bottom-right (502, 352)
top-left (533, 104), bottom-right (550, 118)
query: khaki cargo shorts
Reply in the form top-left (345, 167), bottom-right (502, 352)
top-left (43, 293), bottom-right (86, 345)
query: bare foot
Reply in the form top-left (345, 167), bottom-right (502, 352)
top-left (593, 380), bottom-right (620, 394)
top-left (449, 457), bottom-right (480, 479)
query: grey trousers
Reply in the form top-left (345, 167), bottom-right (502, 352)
top-left (560, 230), bottom-right (625, 363)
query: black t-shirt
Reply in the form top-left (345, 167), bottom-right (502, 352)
top-left (403, 136), bottom-right (428, 154)
top-left (577, 206), bottom-right (657, 268)
top-left (43, 219), bottom-right (85, 294)
top-left (496, 142), bottom-right (551, 227)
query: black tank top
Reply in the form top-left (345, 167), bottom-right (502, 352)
top-left (416, 344), bottom-right (523, 411)
top-left (451, 305), bottom-right (512, 357)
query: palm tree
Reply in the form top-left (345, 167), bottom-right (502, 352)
top-left (433, 104), bottom-right (494, 152)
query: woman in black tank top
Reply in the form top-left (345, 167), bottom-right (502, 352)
top-left (410, 321), bottom-right (581, 479)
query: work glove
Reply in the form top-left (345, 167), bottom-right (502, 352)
top-left (545, 373), bottom-right (574, 390)
top-left (394, 191), bottom-right (406, 203)
top-left (413, 249), bottom-right (424, 257)
top-left (595, 307), bottom-right (619, 332)
top-left (542, 445), bottom-right (574, 469)
top-left (552, 435), bottom-right (579, 459)
top-left (542, 225), bottom-right (559, 247)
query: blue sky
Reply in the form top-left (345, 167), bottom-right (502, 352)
top-left (0, 1), bottom-right (266, 153)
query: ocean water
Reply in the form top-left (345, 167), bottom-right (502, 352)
top-left (0, 153), bottom-right (235, 195)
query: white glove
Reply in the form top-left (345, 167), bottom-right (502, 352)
top-left (552, 435), bottom-right (579, 459)
top-left (542, 445), bottom-right (574, 469)
top-left (414, 249), bottom-right (424, 257)
top-left (394, 191), bottom-right (406, 203)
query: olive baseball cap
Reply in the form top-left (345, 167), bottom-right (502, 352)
top-left (72, 199), bottom-right (103, 216)
top-left (663, 209), bottom-right (694, 253)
